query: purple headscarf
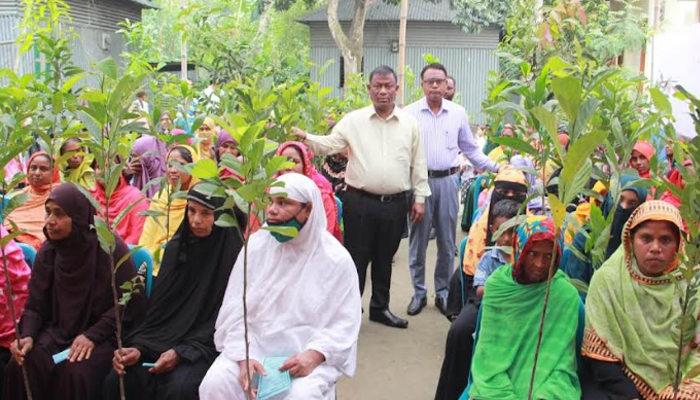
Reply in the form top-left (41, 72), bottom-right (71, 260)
top-left (215, 130), bottom-right (238, 162)
top-left (132, 136), bottom-right (167, 198)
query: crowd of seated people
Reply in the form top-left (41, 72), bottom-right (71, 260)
top-left (437, 129), bottom-right (698, 400)
top-left (0, 109), bottom-right (696, 400)
top-left (0, 122), bottom-right (358, 400)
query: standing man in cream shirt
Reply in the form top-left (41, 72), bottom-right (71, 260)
top-left (292, 65), bottom-right (430, 329)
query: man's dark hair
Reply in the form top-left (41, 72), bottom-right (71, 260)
top-left (446, 76), bottom-right (456, 87)
top-left (368, 65), bottom-right (397, 84)
top-left (420, 63), bottom-right (448, 80)
top-left (492, 199), bottom-right (520, 220)
top-left (137, 90), bottom-right (147, 99)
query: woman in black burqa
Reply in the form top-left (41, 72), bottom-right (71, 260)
top-left (103, 183), bottom-right (245, 400)
top-left (3, 183), bottom-right (145, 400)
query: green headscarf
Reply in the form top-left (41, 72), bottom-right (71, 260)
top-left (61, 154), bottom-right (95, 189)
top-left (469, 217), bottom-right (582, 400)
top-left (583, 200), bottom-right (700, 398)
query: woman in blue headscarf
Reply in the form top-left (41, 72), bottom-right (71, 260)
top-left (562, 175), bottom-right (647, 298)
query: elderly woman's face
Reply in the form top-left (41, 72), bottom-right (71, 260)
top-left (187, 200), bottom-right (215, 238)
top-left (218, 141), bottom-right (240, 158)
top-left (29, 155), bottom-right (52, 188)
top-left (44, 200), bottom-right (72, 240)
top-left (63, 141), bottom-right (84, 169)
top-left (265, 196), bottom-right (311, 225)
top-left (632, 220), bottom-right (679, 277)
top-left (520, 239), bottom-right (555, 283)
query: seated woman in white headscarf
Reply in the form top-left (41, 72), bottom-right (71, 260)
top-left (199, 173), bottom-right (362, 400)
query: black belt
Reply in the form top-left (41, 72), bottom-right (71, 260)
top-left (347, 186), bottom-right (409, 203)
top-left (428, 167), bottom-right (459, 178)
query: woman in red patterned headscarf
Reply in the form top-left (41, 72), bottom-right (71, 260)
top-left (276, 141), bottom-right (342, 242)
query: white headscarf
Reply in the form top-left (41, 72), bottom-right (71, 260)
top-left (214, 173), bottom-right (361, 375)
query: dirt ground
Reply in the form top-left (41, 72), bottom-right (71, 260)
top-left (337, 229), bottom-right (468, 400)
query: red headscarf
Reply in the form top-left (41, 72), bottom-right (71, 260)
top-left (92, 174), bottom-right (149, 245)
top-left (631, 141), bottom-right (655, 178)
top-left (276, 141), bottom-right (342, 242)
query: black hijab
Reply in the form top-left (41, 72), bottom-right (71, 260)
top-left (126, 184), bottom-right (244, 362)
top-left (21, 183), bottom-right (140, 346)
top-left (485, 178), bottom-right (528, 245)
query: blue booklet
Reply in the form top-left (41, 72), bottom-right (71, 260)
top-left (52, 348), bottom-right (70, 365)
top-left (256, 356), bottom-right (292, 400)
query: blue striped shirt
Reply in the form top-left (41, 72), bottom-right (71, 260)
top-left (404, 98), bottom-right (496, 172)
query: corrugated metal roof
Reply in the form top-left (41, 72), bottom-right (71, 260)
top-left (124, 0), bottom-right (158, 10)
top-left (298, 0), bottom-right (457, 23)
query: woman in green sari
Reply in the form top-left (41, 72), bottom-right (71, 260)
top-left (582, 200), bottom-right (700, 399)
top-left (467, 216), bottom-right (581, 400)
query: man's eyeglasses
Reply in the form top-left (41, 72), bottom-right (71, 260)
top-left (423, 78), bottom-right (446, 86)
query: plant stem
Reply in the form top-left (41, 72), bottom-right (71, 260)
top-left (527, 239), bottom-right (558, 400)
top-left (104, 140), bottom-right (126, 400)
top-left (674, 277), bottom-right (693, 394)
top-left (0, 189), bottom-right (33, 400)
top-left (243, 202), bottom-right (252, 400)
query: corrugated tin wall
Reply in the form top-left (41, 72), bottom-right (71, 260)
top-left (0, 14), bottom-right (36, 75)
top-left (0, 0), bottom-right (17, 16)
top-left (309, 22), bottom-right (500, 124)
top-left (65, 0), bottom-right (145, 30)
top-left (0, 0), bottom-right (141, 86)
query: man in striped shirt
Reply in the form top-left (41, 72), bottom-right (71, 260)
top-left (404, 63), bottom-right (499, 317)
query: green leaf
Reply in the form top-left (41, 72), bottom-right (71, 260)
top-left (60, 73), bottom-right (85, 93)
top-left (2, 192), bottom-right (29, 220)
top-left (0, 228), bottom-right (25, 248)
top-left (530, 106), bottom-right (564, 159)
top-left (215, 213), bottom-right (239, 228)
top-left (572, 98), bottom-right (601, 139)
top-left (548, 194), bottom-right (567, 229)
top-left (96, 58), bottom-right (118, 81)
top-left (562, 159), bottom-right (593, 206)
top-left (560, 130), bottom-right (607, 199)
top-left (649, 87), bottom-right (672, 115)
top-left (191, 158), bottom-right (219, 179)
top-left (93, 217), bottom-right (116, 255)
top-left (490, 136), bottom-right (538, 157)
top-left (552, 75), bottom-right (582, 124)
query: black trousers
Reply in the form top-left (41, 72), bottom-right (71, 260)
top-left (102, 357), bottom-right (211, 400)
top-left (0, 347), bottom-right (10, 396)
top-left (343, 189), bottom-right (409, 311)
top-left (434, 299), bottom-right (480, 400)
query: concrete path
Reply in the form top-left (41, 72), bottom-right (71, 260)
top-left (337, 230), bottom-right (467, 400)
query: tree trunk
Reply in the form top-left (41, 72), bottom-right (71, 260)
top-left (180, 0), bottom-right (187, 80)
top-left (397, 0), bottom-right (408, 107)
top-left (253, 0), bottom-right (274, 51)
top-left (327, 0), bottom-right (378, 89)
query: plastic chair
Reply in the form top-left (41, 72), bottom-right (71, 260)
top-left (129, 245), bottom-right (153, 298)
top-left (460, 297), bottom-right (586, 399)
top-left (18, 242), bottom-right (36, 269)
